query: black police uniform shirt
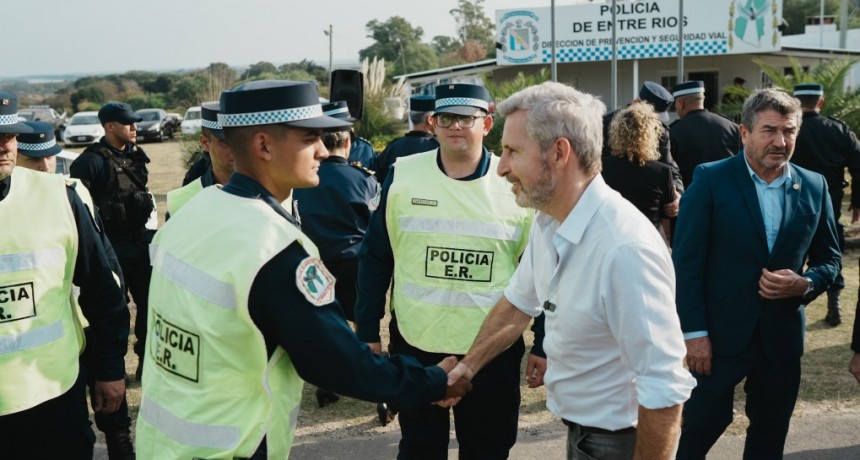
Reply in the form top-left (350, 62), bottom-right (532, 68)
top-left (348, 137), bottom-right (377, 171)
top-left (0, 175), bottom-right (129, 381)
top-left (354, 149), bottom-right (547, 356)
top-left (219, 173), bottom-right (447, 406)
top-left (375, 131), bottom-right (440, 185)
top-left (291, 156), bottom-right (378, 262)
top-left (182, 152), bottom-right (212, 187)
top-left (791, 111), bottom-right (860, 209)
top-left (602, 109), bottom-right (684, 195)
top-left (669, 109), bottom-right (741, 187)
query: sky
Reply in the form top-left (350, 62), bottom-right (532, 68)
top-left (4, 0), bottom-right (558, 79)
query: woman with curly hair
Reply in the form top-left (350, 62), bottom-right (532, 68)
top-left (602, 102), bottom-right (676, 240)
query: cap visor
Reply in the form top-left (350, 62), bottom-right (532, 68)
top-left (19, 144), bottom-right (62, 158)
top-left (0, 122), bottom-right (35, 134)
top-left (434, 105), bottom-right (487, 116)
top-left (284, 115), bottom-right (352, 130)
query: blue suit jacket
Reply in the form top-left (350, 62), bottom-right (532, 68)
top-left (673, 153), bottom-right (841, 361)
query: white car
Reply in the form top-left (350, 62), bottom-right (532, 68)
top-left (180, 106), bottom-right (202, 135)
top-left (55, 150), bottom-right (80, 175)
top-left (63, 111), bottom-right (104, 147)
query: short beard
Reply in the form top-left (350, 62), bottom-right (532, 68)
top-left (516, 155), bottom-right (556, 209)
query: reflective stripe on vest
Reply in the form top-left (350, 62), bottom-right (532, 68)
top-left (398, 216), bottom-right (523, 241)
top-left (0, 167), bottom-right (80, 415)
top-left (140, 396), bottom-right (241, 450)
top-left (149, 244), bottom-right (237, 309)
top-left (0, 320), bottom-right (64, 355)
top-left (0, 248), bottom-right (65, 274)
top-left (386, 152), bottom-right (532, 354)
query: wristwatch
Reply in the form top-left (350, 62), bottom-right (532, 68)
top-left (802, 277), bottom-right (815, 298)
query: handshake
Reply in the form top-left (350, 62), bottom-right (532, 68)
top-left (435, 357), bottom-right (476, 407)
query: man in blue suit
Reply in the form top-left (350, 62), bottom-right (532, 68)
top-left (673, 88), bottom-right (841, 459)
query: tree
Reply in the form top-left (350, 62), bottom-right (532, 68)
top-left (483, 69), bottom-right (551, 154)
top-left (200, 63), bottom-right (237, 103)
top-left (241, 61), bottom-right (278, 81)
top-left (359, 17), bottom-right (438, 75)
top-left (782, 0), bottom-right (860, 35)
top-left (753, 57), bottom-right (860, 133)
top-left (279, 59), bottom-right (327, 83)
top-left (171, 75), bottom-right (209, 108)
top-left (450, 0), bottom-right (496, 59)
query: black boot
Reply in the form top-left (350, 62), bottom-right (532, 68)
top-left (104, 427), bottom-right (136, 460)
top-left (825, 289), bottom-right (842, 327)
top-left (315, 388), bottom-right (340, 408)
top-left (135, 359), bottom-right (144, 382)
top-left (377, 402), bottom-right (398, 426)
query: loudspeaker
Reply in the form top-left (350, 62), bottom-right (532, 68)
top-left (330, 70), bottom-right (364, 120)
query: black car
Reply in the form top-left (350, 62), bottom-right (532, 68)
top-left (135, 108), bottom-right (175, 142)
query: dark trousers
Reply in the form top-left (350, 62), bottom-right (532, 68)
top-left (82, 327), bottom-right (131, 433)
top-left (831, 191), bottom-right (846, 290)
top-left (390, 317), bottom-right (524, 460)
top-left (325, 257), bottom-right (358, 322)
top-left (112, 231), bottom-right (153, 358)
top-left (676, 326), bottom-right (801, 460)
top-left (0, 370), bottom-right (95, 459)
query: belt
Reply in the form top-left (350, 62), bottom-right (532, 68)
top-left (562, 419), bottom-right (636, 436)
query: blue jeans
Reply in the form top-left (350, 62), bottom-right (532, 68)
top-left (566, 423), bottom-right (637, 460)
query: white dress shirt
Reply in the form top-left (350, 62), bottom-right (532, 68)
top-left (504, 174), bottom-right (696, 430)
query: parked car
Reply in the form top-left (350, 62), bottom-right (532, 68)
top-left (135, 108), bottom-right (174, 142)
top-left (166, 112), bottom-right (183, 131)
top-left (18, 105), bottom-right (68, 139)
top-left (55, 150), bottom-right (80, 175)
top-left (180, 106), bottom-right (202, 135)
top-left (62, 111), bottom-right (104, 147)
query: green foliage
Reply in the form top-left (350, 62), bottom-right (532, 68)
top-left (782, 0), bottom-right (860, 35)
top-left (126, 94), bottom-right (170, 110)
top-left (482, 69), bottom-right (551, 154)
top-left (359, 17), bottom-right (439, 75)
top-left (241, 61), bottom-right (278, 80)
top-left (369, 134), bottom-right (402, 152)
top-left (450, 0), bottom-right (496, 59)
top-left (753, 57), bottom-right (860, 132)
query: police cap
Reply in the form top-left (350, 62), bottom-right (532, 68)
top-left (672, 81), bottom-right (705, 98)
top-left (322, 100), bottom-right (356, 122)
top-left (17, 121), bottom-right (61, 158)
top-left (410, 95), bottom-right (435, 113)
top-left (434, 84), bottom-right (491, 116)
top-left (0, 92), bottom-right (34, 134)
top-left (98, 102), bottom-right (142, 125)
top-left (200, 101), bottom-right (225, 139)
top-left (218, 80), bottom-right (351, 130)
top-left (639, 81), bottom-right (673, 123)
top-left (793, 83), bottom-right (824, 97)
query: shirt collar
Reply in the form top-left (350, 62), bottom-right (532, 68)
top-left (0, 175), bottom-right (10, 201)
top-left (743, 151), bottom-right (792, 186)
top-left (552, 174), bottom-right (610, 245)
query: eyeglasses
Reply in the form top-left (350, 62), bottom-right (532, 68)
top-left (434, 114), bottom-right (486, 128)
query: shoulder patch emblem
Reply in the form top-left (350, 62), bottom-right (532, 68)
top-left (350, 161), bottom-right (375, 176)
top-left (296, 257), bottom-right (336, 306)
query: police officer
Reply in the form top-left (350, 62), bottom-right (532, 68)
top-left (324, 101), bottom-right (378, 170)
top-left (134, 80), bottom-right (472, 459)
top-left (355, 83), bottom-right (539, 459)
top-left (0, 93), bottom-right (130, 459)
top-left (166, 102), bottom-right (234, 216)
top-left (70, 102), bottom-right (155, 382)
top-left (670, 80), bottom-right (742, 187)
top-left (375, 94), bottom-right (439, 184)
top-left (791, 82), bottom-right (860, 326)
top-left (603, 82), bottom-right (683, 220)
top-left (15, 120), bottom-right (136, 458)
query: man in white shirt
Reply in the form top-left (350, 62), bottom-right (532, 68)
top-left (444, 81), bottom-right (696, 460)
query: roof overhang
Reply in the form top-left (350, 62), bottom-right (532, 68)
top-left (394, 59), bottom-right (502, 85)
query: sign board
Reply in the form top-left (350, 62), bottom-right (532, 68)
top-left (496, 0), bottom-right (783, 65)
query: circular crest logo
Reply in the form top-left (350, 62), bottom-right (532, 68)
top-left (498, 10), bottom-right (540, 64)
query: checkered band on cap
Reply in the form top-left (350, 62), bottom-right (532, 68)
top-left (323, 106), bottom-right (350, 117)
top-left (201, 119), bottom-right (222, 130)
top-left (17, 138), bottom-right (57, 151)
top-left (794, 87), bottom-right (824, 96)
top-left (0, 113), bottom-right (19, 125)
top-left (436, 97), bottom-right (489, 111)
top-left (672, 86), bottom-right (705, 97)
top-left (218, 104), bottom-right (323, 127)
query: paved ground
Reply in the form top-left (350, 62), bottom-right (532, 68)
top-left (98, 412), bottom-right (859, 459)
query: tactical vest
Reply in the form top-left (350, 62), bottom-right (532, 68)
top-left (166, 177), bottom-right (203, 216)
top-left (0, 167), bottom-right (81, 415)
top-left (386, 152), bottom-right (533, 354)
top-left (66, 178), bottom-right (96, 350)
top-left (86, 143), bottom-right (153, 235)
top-left (137, 187), bottom-right (312, 459)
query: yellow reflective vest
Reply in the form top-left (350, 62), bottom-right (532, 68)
top-left (386, 151), bottom-right (533, 354)
top-left (0, 167), bottom-right (80, 415)
top-left (165, 177), bottom-right (204, 217)
top-left (137, 186), bottom-right (312, 459)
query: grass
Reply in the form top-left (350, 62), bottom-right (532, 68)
top-left (82, 139), bottom-right (860, 444)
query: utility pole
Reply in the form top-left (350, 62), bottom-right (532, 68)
top-left (840, 0), bottom-right (849, 49)
top-left (324, 25), bottom-right (333, 86)
top-left (677, 0), bottom-right (685, 83)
